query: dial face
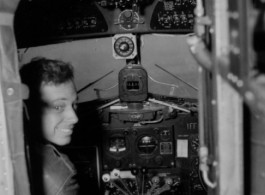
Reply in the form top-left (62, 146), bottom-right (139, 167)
top-left (106, 134), bottom-right (130, 158)
top-left (190, 135), bottom-right (199, 153)
top-left (114, 36), bottom-right (135, 57)
top-left (109, 137), bottom-right (126, 152)
top-left (137, 135), bottom-right (158, 156)
top-left (118, 10), bottom-right (139, 30)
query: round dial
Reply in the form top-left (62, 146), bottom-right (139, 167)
top-left (137, 135), bottom-right (158, 156)
top-left (107, 134), bottom-right (130, 158)
top-left (118, 10), bottom-right (139, 30)
top-left (190, 135), bottom-right (199, 153)
top-left (114, 36), bottom-right (135, 57)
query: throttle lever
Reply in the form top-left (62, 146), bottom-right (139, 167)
top-left (102, 173), bottom-right (129, 195)
top-left (113, 169), bottom-right (134, 195)
top-left (153, 177), bottom-right (173, 195)
top-left (131, 168), bottom-right (140, 195)
top-left (140, 167), bottom-right (148, 195)
top-left (146, 176), bottom-right (160, 195)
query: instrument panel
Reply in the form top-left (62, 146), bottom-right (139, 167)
top-left (102, 127), bottom-right (175, 170)
top-left (15, 0), bottom-right (196, 48)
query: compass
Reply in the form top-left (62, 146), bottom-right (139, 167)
top-left (112, 34), bottom-right (137, 59)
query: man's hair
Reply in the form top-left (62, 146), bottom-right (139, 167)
top-left (20, 57), bottom-right (74, 92)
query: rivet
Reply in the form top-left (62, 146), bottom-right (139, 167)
top-left (227, 73), bottom-right (233, 80)
top-left (7, 88), bottom-right (14, 96)
top-left (232, 75), bottom-right (238, 83)
top-left (232, 47), bottom-right (240, 54)
top-left (245, 91), bottom-right (254, 101)
top-left (231, 30), bottom-right (238, 38)
top-left (236, 80), bottom-right (243, 87)
top-left (211, 100), bottom-right (216, 105)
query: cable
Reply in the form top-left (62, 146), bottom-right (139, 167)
top-left (148, 75), bottom-right (179, 88)
top-left (94, 83), bottom-right (118, 91)
top-left (97, 99), bottom-right (120, 110)
top-left (140, 115), bottom-right (163, 125)
top-left (148, 98), bottom-right (190, 113)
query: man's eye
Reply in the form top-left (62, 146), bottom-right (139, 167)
top-left (54, 106), bottom-right (63, 111)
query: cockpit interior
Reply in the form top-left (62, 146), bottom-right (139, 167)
top-left (15, 1), bottom-right (203, 194)
top-left (1, 0), bottom-right (264, 195)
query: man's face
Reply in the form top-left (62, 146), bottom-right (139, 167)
top-left (39, 80), bottom-right (79, 146)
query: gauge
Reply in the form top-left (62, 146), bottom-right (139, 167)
top-left (114, 36), bottom-right (135, 57)
top-left (118, 10), bottom-right (140, 30)
top-left (112, 34), bottom-right (137, 59)
top-left (137, 135), bottom-right (158, 156)
top-left (106, 134), bottom-right (130, 158)
top-left (190, 135), bottom-right (199, 153)
top-left (109, 137), bottom-right (126, 152)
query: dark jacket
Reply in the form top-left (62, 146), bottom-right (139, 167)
top-left (30, 143), bottom-right (80, 195)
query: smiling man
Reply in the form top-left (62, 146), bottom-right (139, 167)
top-left (20, 57), bottom-right (80, 195)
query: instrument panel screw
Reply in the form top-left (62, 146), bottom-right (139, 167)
top-left (245, 91), bottom-right (254, 101)
top-left (7, 88), bottom-right (14, 96)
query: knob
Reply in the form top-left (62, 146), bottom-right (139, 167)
top-left (151, 176), bottom-right (160, 184)
top-left (102, 174), bottom-right (111, 182)
top-left (115, 160), bottom-right (122, 167)
top-left (131, 168), bottom-right (139, 176)
top-left (132, 129), bottom-right (137, 136)
top-left (119, 42), bottom-right (129, 52)
top-left (124, 10), bottom-right (132, 18)
top-left (140, 167), bottom-right (148, 175)
top-left (155, 156), bottom-right (163, 165)
top-left (165, 177), bottom-right (173, 186)
top-left (112, 169), bottom-right (121, 177)
top-left (154, 128), bottom-right (159, 134)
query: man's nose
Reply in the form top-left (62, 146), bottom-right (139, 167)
top-left (66, 107), bottom-right (79, 124)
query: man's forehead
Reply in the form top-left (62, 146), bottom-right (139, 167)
top-left (40, 81), bottom-right (77, 102)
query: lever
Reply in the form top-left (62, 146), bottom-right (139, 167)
top-left (140, 167), bottom-right (148, 195)
top-left (151, 177), bottom-right (173, 195)
top-left (102, 173), bottom-right (129, 195)
top-left (146, 176), bottom-right (160, 195)
top-left (131, 168), bottom-right (140, 195)
top-left (113, 169), bottom-right (134, 195)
